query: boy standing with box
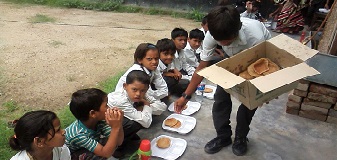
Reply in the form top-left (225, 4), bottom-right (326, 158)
top-left (174, 5), bottom-right (271, 156)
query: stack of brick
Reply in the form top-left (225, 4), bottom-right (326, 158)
top-left (286, 79), bottom-right (337, 124)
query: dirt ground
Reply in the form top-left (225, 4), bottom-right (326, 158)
top-left (0, 2), bottom-right (199, 111)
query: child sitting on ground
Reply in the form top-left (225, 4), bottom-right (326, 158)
top-left (184, 28), bottom-right (205, 68)
top-left (9, 110), bottom-right (71, 160)
top-left (171, 28), bottom-right (195, 80)
top-left (240, 0), bottom-right (265, 22)
top-left (108, 70), bottom-right (166, 142)
top-left (65, 88), bottom-right (124, 159)
top-left (156, 38), bottom-right (189, 96)
top-left (115, 43), bottom-right (168, 100)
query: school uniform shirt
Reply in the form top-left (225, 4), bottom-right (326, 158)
top-left (172, 50), bottom-right (195, 75)
top-left (107, 89), bottom-right (166, 128)
top-left (157, 59), bottom-right (174, 75)
top-left (201, 17), bottom-right (271, 61)
top-left (65, 120), bottom-right (111, 153)
top-left (240, 10), bottom-right (260, 20)
top-left (115, 64), bottom-right (168, 100)
top-left (10, 145), bottom-right (71, 160)
top-left (184, 42), bottom-right (200, 68)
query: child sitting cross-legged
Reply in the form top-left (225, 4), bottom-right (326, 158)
top-left (108, 70), bottom-right (166, 143)
top-left (65, 88), bottom-right (124, 159)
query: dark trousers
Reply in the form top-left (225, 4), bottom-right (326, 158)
top-left (163, 76), bottom-right (189, 96)
top-left (122, 117), bottom-right (143, 140)
top-left (212, 85), bottom-right (257, 138)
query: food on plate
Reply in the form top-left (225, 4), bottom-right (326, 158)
top-left (164, 118), bottom-right (182, 128)
top-left (172, 120), bottom-right (181, 128)
top-left (239, 58), bottom-right (280, 80)
top-left (156, 137), bottom-right (171, 149)
top-left (204, 88), bottom-right (213, 93)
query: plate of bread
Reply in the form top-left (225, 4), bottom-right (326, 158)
top-left (162, 113), bottom-right (196, 134)
top-left (203, 85), bottom-right (216, 100)
top-left (151, 135), bottom-right (187, 160)
top-left (168, 101), bottom-right (201, 115)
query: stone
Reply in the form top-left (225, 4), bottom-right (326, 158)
top-left (286, 100), bottom-right (301, 109)
top-left (335, 103), bottom-right (337, 110)
top-left (328, 109), bottom-right (337, 117)
top-left (299, 111), bottom-right (327, 122)
top-left (303, 98), bottom-right (332, 109)
top-left (293, 89), bottom-right (308, 97)
top-left (307, 92), bottom-right (337, 104)
top-left (288, 94), bottom-right (303, 103)
top-left (309, 83), bottom-right (337, 98)
top-left (326, 116), bottom-right (337, 124)
top-left (301, 104), bottom-right (329, 115)
top-left (296, 83), bottom-right (309, 91)
top-left (286, 106), bottom-right (299, 115)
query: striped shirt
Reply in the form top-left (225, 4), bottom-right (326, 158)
top-left (65, 120), bottom-right (111, 152)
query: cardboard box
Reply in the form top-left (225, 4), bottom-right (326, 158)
top-left (198, 34), bottom-right (320, 110)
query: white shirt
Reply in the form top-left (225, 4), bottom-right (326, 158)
top-left (184, 42), bottom-right (200, 68)
top-left (10, 145), bottom-right (71, 160)
top-left (201, 17), bottom-right (271, 61)
top-left (115, 64), bottom-right (168, 100)
top-left (172, 50), bottom-right (195, 75)
top-left (107, 89), bottom-right (167, 128)
top-left (240, 10), bottom-right (259, 20)
top-left (157, 60), bottom-right (173, 75)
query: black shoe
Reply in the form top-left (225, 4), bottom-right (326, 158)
top-left (232, 136), bottom-right (249, 156)
top-left (204, 137), bottom-right (232, 154)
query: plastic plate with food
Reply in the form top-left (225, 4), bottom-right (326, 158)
top-left (150, 135), bottom-right (187, 160)
top-left (162, 113), bottom-right (196, 134)
top-left (168, 101), bottom-right (201, 115)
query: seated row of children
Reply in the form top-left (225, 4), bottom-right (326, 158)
top-left (9, 27), bottom-right (208, 159)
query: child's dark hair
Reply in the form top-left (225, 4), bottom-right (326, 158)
top-left (171, 28), bottom-right (188, 40)
top-left (201, 15), bottom-right (208, 25)
top-left (189, 29), bottom-right (205, 40)
top-left (156, 38), bottom-right (176, 55)
top-left (9, 110), bottom-right (57, 151)
top-left (69, 88), bottom-right (107, 121)
top-left (134, 43), bottom-right (158, 64)
top-left (252, 0), bottom-right (261, 9)
top-left (207, 5), bottom-right (242, 41)
top-left (126, 70), bottom-right (151, 86)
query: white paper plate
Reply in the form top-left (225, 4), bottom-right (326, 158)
top-left (151, 135), bottom-right (187, 160)
top-left (162, 114), bottom-right (196, 134)
top-left (168, 101), bottom-right (201, 115)
top-left (203, 85), bottom-right (216, 100)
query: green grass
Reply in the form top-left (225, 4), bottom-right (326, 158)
top-left (3, 0), bottom-right (206, 22)
top-left (29, 14), bottom-right (56, 23)
top-left (0, 71), bottom-right (124, 159)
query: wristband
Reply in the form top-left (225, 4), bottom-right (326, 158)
top-left (181, 93), bottom-right (191, 100)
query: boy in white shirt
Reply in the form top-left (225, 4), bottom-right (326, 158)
top-left (108, 70), bottom-right (166, 143)
top-left (171, 28), bottom-right (195, 78)
top-left (184, 28), bottom-right (205, 67)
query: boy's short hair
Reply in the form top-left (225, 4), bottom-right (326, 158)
top-left (189, 29), bottom-right (205, 40)
top-left (156, 38), bottom-right (176, 55)
top-left (69, 88), bottom-right (107, 121)
top-left (134, 43), bottom-right (158, 64)
top-left (207, 5), bottom-right (242, 41)
top-left (171, 28), bottom-right (188, 40)
top-left (201, 15), bottom-right (208, 25)
top-left (126, 70), bottom-right (151, 86)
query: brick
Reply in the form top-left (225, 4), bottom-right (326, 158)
top-left (328, 109), bottom-right (337, 117)
top-left (286, 106), bottom-right (299, 115)
top-left (299, 79), bottom-right (310, 84)
top-left (309, 83), bottom-right (337, 98)
top-left (301, 104), bottom-right (329, 115)
top-left (299, 111), bottom-right (327, 121)
top-left (326, 116), bottom-right (337, 124)
top-left (296, 83), bottom-right (309, 91)
top-left (288, 94), bottom-right (303, 103)
top-left (307, 92), bottom-right (337, 104)
top-left (286, 100), bottom-right (301, 110)
top-left (293, 89), bottom-right (308, 97)
top-left (303, 98), bottom-right (332, 109)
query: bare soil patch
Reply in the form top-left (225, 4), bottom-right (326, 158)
top-left (0, 2), bottom-right (199, 111)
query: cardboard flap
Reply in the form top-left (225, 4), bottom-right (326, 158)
top-left (250, 63), bottom-right (320, 93)
top-left (197, 65), bottom-right (245, 89)
top-left (268, 34), bottom-right (318, 61)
